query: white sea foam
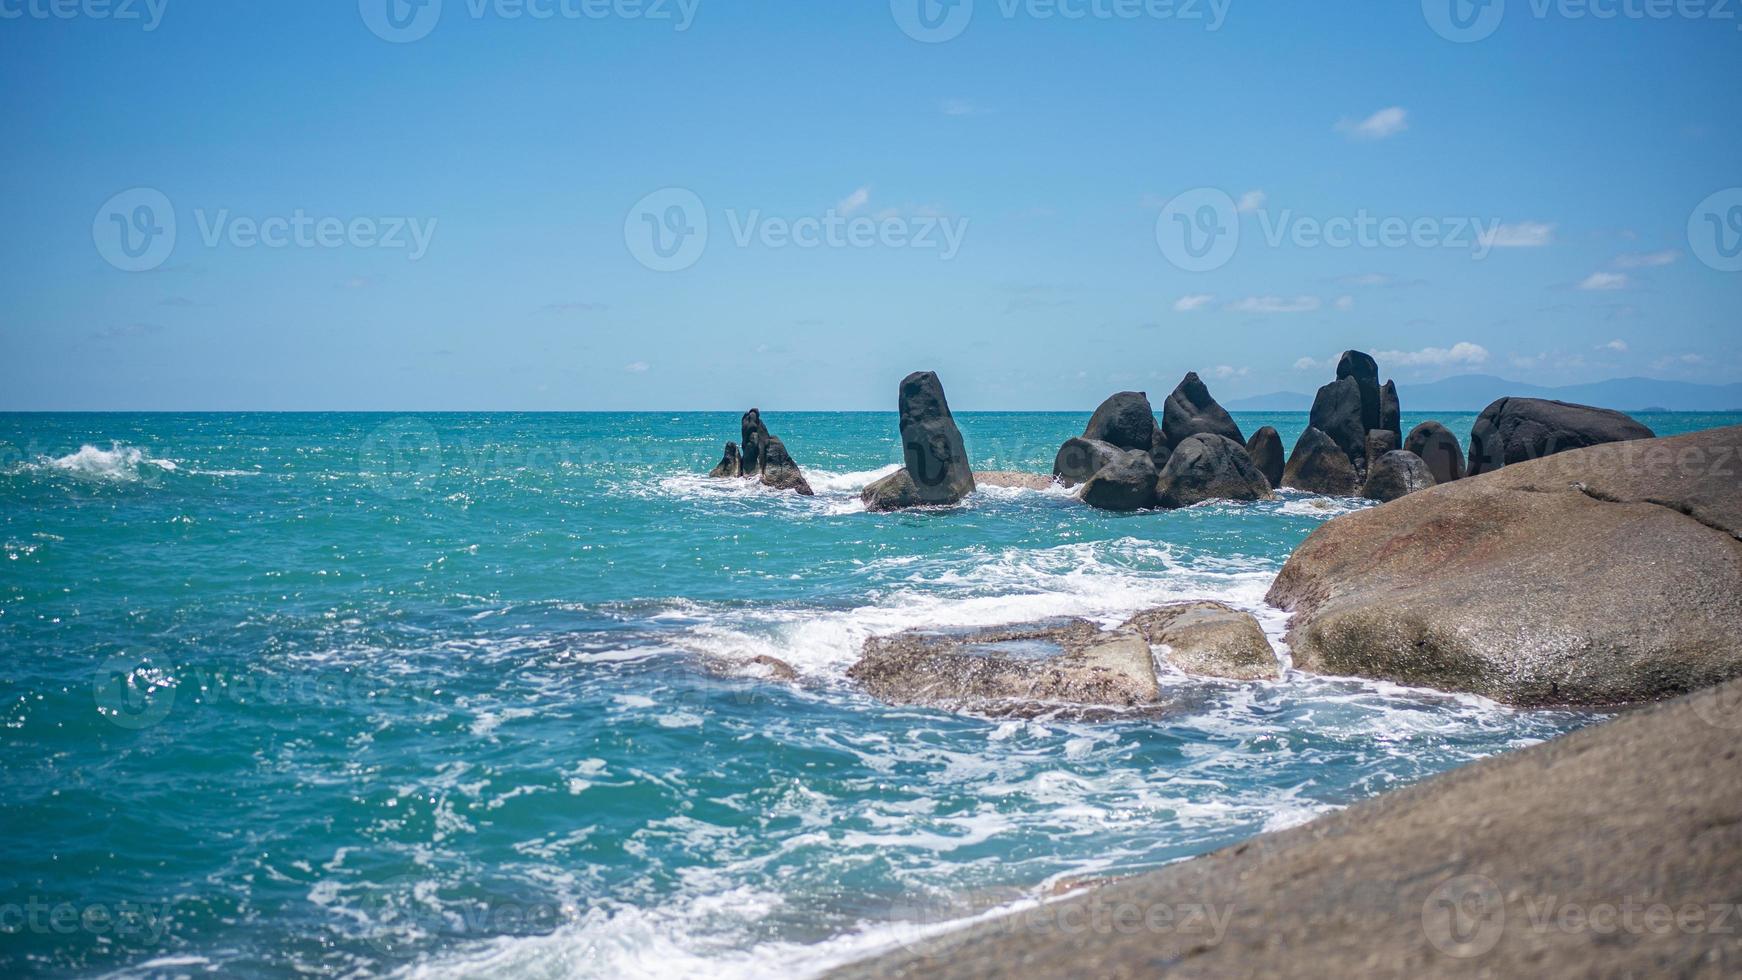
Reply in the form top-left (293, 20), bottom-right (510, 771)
top-left (31, 443), bottom-right (178, 482)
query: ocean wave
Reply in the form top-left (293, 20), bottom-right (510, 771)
top-left (26, 443), bottom-right (179, 482)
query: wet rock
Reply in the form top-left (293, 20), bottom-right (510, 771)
top-left (1155, 434), bottom-right (1274, 509)
top-left (759, 436), bottom-right (814, 496)
top-left (745, 655), bottom-right (798, 682)
top-left (1160, 373), bottom-right (1244, 450)
top-left (1467, 397), bottom-right (1656, 475)
top-left (862, 467), bottom-right (921, 512)
top-left (863, 371), bottom-right (976, 511)
top-left (708, 441), bottom-right (742, 479)
top-left (1360, 450), bottom-right (1435, 503)
top-left (1245, 426), bottom-right (1285, 489)
top-left (1122, 602), bottom-right (1278, 681)
top-left (1083, 392), bottom-right (1162, 455)
top-left (1079, 449), bottom-right (1159, 512)
top-left (1282, 426), bottom-right (1361, 496)
top-left (1404, 421), bottom-right (1466, 484)
top-left (1053, 437), bottom-right (1123, 488)
top-left (740, 409), bottom-right (771, 476)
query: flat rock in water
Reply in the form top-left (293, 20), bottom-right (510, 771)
top-left (1122, 601), bottom-right (1279, 680)
top-left (1269, 425), bottom-right (1742, 706)
top-left (973, 471), bottom-right (1056, 490)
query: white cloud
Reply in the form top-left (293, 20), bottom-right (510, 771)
top-left (1613, 249), bottom-right (1679, 269)
top-left (1226, 295), bottom-right (1322, 314)
top-left (1334, 295), bottom-right (1355, 312)
top-left (1652, 353), bottom-right (1705, 371)
top-left (1338, 273), bottom-right (1394, 287)
top-left (1374, 342), bottom-right (1490, 368)
top-left (1336, 106), bottom-right (1408, 141)
top-left (1598, 339), bottom-right (1628, 353)
top-left (1578, 272), bottom-right (1630, 291)
top-left (1236, 190), bottom-right (1266, 213)
top-left (1212, 365), bottom-right (1250, 380)
top-left (1479, 222), bottom-right (1556, 248)
top-left (623, 361), bottom-right (650, 373)
top-left (1173, 294), bottom-right (1215, 312)
top-left (1294, 356), bottom-right (1325, 371)
top-left (837, 187), bottom-right (871, 216)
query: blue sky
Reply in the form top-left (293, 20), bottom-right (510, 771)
top-left (2, 0), bottom-right (1738, 410)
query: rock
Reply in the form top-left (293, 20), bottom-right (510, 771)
top-left (1360, 449), bottom-right (1435, 503)
top-left (745, 655), bottom-right (798, 682)
top-left (1467, 397), bottom-right (1657, 475)
top-left (1363, 429), bottom-right (1398, 473)
top-left (1336, 349), bottom-right (1383, 434)
top-left (1403, 421), bottom-right (1466, 484)
top-left (1308, 377), bottom-right (1368, 474)
top-left (862, 371), bottom-right (976, 511)
top-left (759, 436), bottom-right (814, 496)
top-left (1079, 450), bottom-right (1158, 512)
top-left (1379, 380), bottom-right (1401, 443)
top-left (1160, 373), bottom-right (1244, 450)
top-left (826, 680), bottom-right (1742, 980)
top-left (707, 441), bottom-right (742, 478)
top-left (1052, 437), bottom-right (1123, 488)
top-left (1281, 426), bottom-right (1361, 496)
top-left (740, 409), bottom-right (770, 476)
top-left (848, 619), bottom-right (1161, 710)
top-left (1268, 425), bottom-right (1742, 706)
top-left (1122, 602), bottom-right (1279, 680)
top-left (1083, 392), bottom-right (1160, 453)
top-left (974, 471), bottom-right (1056, 490)
top-left (1155, 434), bottom-right (1273, 509)
top-left (1245, 426), bottom-right (1284, 489)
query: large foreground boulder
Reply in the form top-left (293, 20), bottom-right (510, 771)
top-left (862, 371), bottom-right (975, 511)
top-left (1155, 434), bottom-right (1273, 509)
top-left (1052, 437), bottom-right (1122, 488)
top-left (1467, 397), bottom-right (1656, 476)
top-left (1245, 426), bottom-right (1284, 489)
top-left (1360, 449), bottom-right (1434, 503)
top-left (1160, 372), bottom-right (1243, 450)
top-left (1078, 450), bottom-right (1158, 512)
top-left (1281, 426), bottom-right (1361, 496)
top-left (707, 442), bottom-right (741, 478)
top-left (1122, 602), bottom-right (1279, 680)
top-left (1268, 425), bottom-right (1742, 706)
top-left (758, 436), bottom-right (814, 496)
top-left (848, 619), bottom-right (1160, 711)
top-left (828, 680), bottom-right (1742, 980)
top-left (1403, 420), bottom-right (1465, 484)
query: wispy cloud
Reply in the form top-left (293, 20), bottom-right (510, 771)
top-left (1236, 190), bottom-right (1266, 213)
top-left (1226, 295), bottom-right (1321, 314)
top-left (1598, 339), bottom-right (1629, 352)
top-left (623, 361), bottom-right (650, 373)
top-left (1479, 222), bottom-right (1556, 248)
top-left (1173, 294), bottom-right (1215, 312)
top-left (837, 187), bottom-right (871, 216)
top-left (939, 98), bottom-right (980, 116)
top-left (1336, 106), bottom-right (1408, 140)
top-left (1578, 272), bottom-right (1630, 291)
top-left (1334, 295), bottom-right (1355, 312)
top-left (1293, 356), bottom-right (1323, 371)
top-left (1374, 342), bottom-right (1490, 368)
top-left (1211, 365), bottom-right (1250, 380)
top-left (1613, 249), bottom-right (1679, 269)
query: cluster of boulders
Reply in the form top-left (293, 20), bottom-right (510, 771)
top-left (1054, 375), bottom-right (1273, 512)
top-left (1283, 350), bottom-right (1410, 498)
top-left (706, 408), bottom-right (814, 496)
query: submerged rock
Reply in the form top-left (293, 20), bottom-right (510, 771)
top-left (1360, 449), bottom-right (1435, 503)
top-left (863, 372), bottom-right (975, 511)
top-left (1282, 427), bottom-right (1361, 496)
top-left (1269, 425), bottom-right (1742, 706)
top-left (849, 619), bottom-right (1161, 711)
top-left (1079, 449), bottom-right (1159, 512)
top-left (1154, 434), bottom-right (1273, 509)
top-left (759, 436), bottom-right (814, 496)
top-left (1052, 437), bottom-right (1123, 488)
top-left (1404, 421), bottom-right (1466, 484)
top-left (1161, 372), bottom-right (1244, 450)
top-left (1245, 426), bottom-right (1285, 489)
top-left (1122, 602), bottom-right (1279, 681)
top-left (707, 441), bottom-right (742, 479)
top-left (1467, 397), bottom-right (1656, 475)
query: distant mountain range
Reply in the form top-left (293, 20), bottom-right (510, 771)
top-left (1225, 375), bottom-right (1742, 413)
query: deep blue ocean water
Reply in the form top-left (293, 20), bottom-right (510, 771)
top-left (3, 410), bottom-right (1734, 978)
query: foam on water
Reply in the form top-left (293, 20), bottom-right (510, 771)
top-left (28, 442), bottom-right (178, 481)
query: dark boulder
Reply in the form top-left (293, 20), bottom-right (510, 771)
top-left (1282, 427), bottom-right (1361, 496)
top-left (1364, 429), bottom-right (1398, 473)
top-left (1245, 426), bottom-right (1284, 489)
top-left (1083, 392), bottom-right (1160, 453)
top-left (1379, 380), bottom-right (1401, 443)
top-left (861, 468), bottom-right (921, 512)
top-left (1155, 434), bottom-right (1274, 509)
top-left (1360, 450), bottom-right (1435, 503)
top-left (1053, 437), bottom-right (1123, 488)
top-left (862, 372), bottom-right (976, 510)
top-left (740, 409), bottom-right (770, 476)
top-left (708, 441), bottom-right (742, 479)
top-left (1404, 421), bottom-right (1466, 484)
top-left (1079, 450), bottom-right (1158, 512)
top-left (1308, 377), bottom-right (1369, 474)
top-left (1336, 349), bottom-right (1383, 434)
top-left (1467, 397), bottom-right (1656, 475)
top-left (759, 436), bottom-right (814, 496)
top-left (1160, 372), bottom-right (1244, 450)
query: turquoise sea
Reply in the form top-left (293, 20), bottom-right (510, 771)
top-left (3, 410), bottom-right (1735, 978)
